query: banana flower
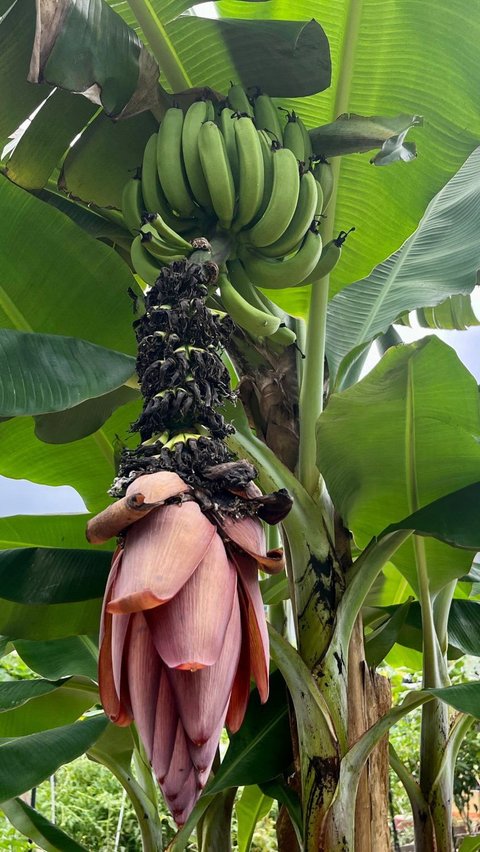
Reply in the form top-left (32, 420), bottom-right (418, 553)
top-left (93, 471), bottom-right (285, 825)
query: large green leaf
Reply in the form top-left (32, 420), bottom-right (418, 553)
top-left (0, 0), bottom-right (51, 152)
top-left (380, 599), bottom-right (480, 659)
top-left (59, 111), bottom-right (157, 209)
top-left (0, 397), bottom-right (140, 514)
top-left (14, 636), bottom-right (98, 681)
top-left (0, 514), bottom-right (108, 552)
top-left (428, 682), bottom-right (480, 719)
top-left (236, 785), bottom-right (274, 852)
top-left (0, 176), bottom-right (138, 354)
top-left (0, 713), bottom-right (108, 800)
top-left (29, 0), bottom-right (161, 118)
top-left (0, 329), bottom-right (134, 417)
top-left (3, 89), bottom-right (97, 190)
top-left (385, 482), bottom-right (480, 550)
top-left (0, 678), bottom-right (64, 711)
top-left (34, 385), bottom-right (140, 445)
top-left (0, 548), bottom-right (110, 604)
top-left (0, 597), bottom-right (102, 642)
top-left (0, 679), bottom-right (96, 737)
top-left (218, 0), bottom-right (480, 299)
top-left (326, 146), bottom-right (480, 386)
top-left (316, 338), bottom-right (480, 592)
top-left (165, 17), bottom-right (330, 97)
top-left (1, 797), bottom-right (88, 852)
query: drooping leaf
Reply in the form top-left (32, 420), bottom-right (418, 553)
top-left (0, 713), bottom-right (108, 800)
top-left (310, 113), bottom-right (421, 158)
top-left (34, 385), bottom-right (139, 444)
top-left (0, 329), bottom-right (135, 417)
top-left (372, 599), bottom-right (480, 659)
top-left (428, 682), bottom-right (480, 718)
top-left (0, 548), bottom-right (111, 604)
top-left (0, 679), bottom-right (96, 737)
top-left (384, 482), bottom-right (480, 550)
top-left (14, 636), bottom-right (98, 681)
top-left (317, 338), bottom-right (480, 592)
top-left (326, 146), bottom-right (480, 386)
top-left (0, 678), bottom-right (64, 711)
top-left (59, 111), bottom-right (157, 209)
top-left (3, 88), bottom-right (97, 190)
top-left (365, 599), bottom-right (412, 668)
top-left (166, 17), bottom-right (330, 98)
top-left (217, 0), bottom-right (480, 299)
top-left (28, 0), bottom-right (161, 118)
top-left (401, 291), bottom-right (480, 332)
top-left (1, 797), bottom-right (88, 852)
top-left (0, 176), bottom-right (138, 355)
top-left (236, 785), bottom-right (274, 852)
top-left (0, 397), bottom-right (140, 514)
top-left (0, 0), bottom-right (51, 152)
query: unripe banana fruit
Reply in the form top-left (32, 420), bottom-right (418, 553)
top-left (219, 272), bottom-right (281, 338)
top-left (307, 227), bottom-right (355, 282)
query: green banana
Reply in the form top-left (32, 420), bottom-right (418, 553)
top-left (283, 112), bottom-right (306, 162)
top-left (156, 108), bottom-right (196, 217)
top-left (219, 272), bottom-right (280, 337)
top-left (253, 93), bottom-right (283, 143)
top-left (205, 99), bottom-right (215, 121)
top-left (268, 325), bottom-right (297, 348)
top-left (227, 84), bottom-right (254, 117)
top-left (182, 101), bottom-right (213, 212)
top-left (307, 228), bottom-right (355, 282)
top-left (198, 121), bottom-right (236, 229)
top-left (259, 169), bottom-right (318, 258)
top-left (240, 228), bottom-right (323, 289)
top-left (227, 258), bottom-right (274, 313)
top-left (314, 179), bottom-right (324, 218)
top-left (219, 107), bottom-right (240, 184)
top-left (298, 115), bottom-right (313, 163)
top-left (130, 234), bottom-right (163, 285)
top-left (250, 130), bottom-right (275, 225)
top-left (140, 225), bottom-right (192, 261)
top-left (122, 177), bottom-right (144, 235)
top-left (143, 212), bottom-right (193, 252)
top-left (232, 116), bottom-right (265, 231)
top-left (314, 158), bottom-right (334, 212)
top-left (245, 146), bottom-right (300, 248)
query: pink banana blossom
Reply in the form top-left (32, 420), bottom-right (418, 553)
top-left (97, 471), bottom-right (285, 825)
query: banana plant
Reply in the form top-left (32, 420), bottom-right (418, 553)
top-left (1, 1), bottom-right (480, 851)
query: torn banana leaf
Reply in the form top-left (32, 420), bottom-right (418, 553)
top-left (309, 113), bottom-right (422, 160)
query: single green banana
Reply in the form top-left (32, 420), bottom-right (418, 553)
top-left (130, 234), bottom-right (163, 285)
top-left (140, 225), bottom-right (192, 261)
top-left (227, 84), bottom-right (254, 117)
top-left (142, 133), bottom-right (199, 233)
top-left (122, 177), bottom-right (144, 235)
top-left (156, 108), bottom-right (196, 217)
top-left (259, 169), bottom-right (318, 258)
top-left (307, 228), bottom-right (355, 282)
top-left (205, 99), bottom-right (215, 121)
top-left (219, 107), bottom-right (240, 185)
top-left (240, 228), bottom-right (322, 289)
top-left (314, 179), bottom-right (324, 218)
top-left (232, 116), bottom-right (265, 231)
top-left (314, 158), bottom-right (334, 212)
top-left (198, 121), bottom-right (236, 229)
top-left (219, 272), bottom-right (280, 337)
top-left (298, 114), bottom-right (313, 163)
top-left (283, 112), bottom-right (306, 162)
top-left (268, 325), bottom-right (297, 347)
top-left (182, 101), bottom-right (213, 212)
top-left (227, 258), bottom-right (274, 313)
top-left (245, 146), bottom-right (300, 248)
top-left (253, 93), bottom-right (283, 143)
top-left (143, 212), bottom-right (193, 252)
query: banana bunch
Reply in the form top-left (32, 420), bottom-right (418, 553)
top-left (121, 84), bottom-right (349, 343)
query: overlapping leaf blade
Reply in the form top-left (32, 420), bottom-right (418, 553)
top-left (317, 338), bottom-right (480, 592)
top-left (326, 147), bottom-right (480, 385)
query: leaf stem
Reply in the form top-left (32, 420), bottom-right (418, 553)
top-left (126, 0), bottom-right (193, 92)
top-left (297, 276), bottom-right (329, 495)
